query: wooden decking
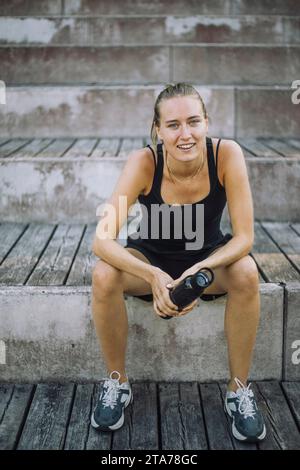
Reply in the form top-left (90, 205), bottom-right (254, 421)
top-left (0, 221), bottom-right (299, 287)
top-left (0, 137), bottom-right (300, 160)
top-left (0, 380), bottom-right (299, 450)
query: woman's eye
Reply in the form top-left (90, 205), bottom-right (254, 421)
top-left (168, 120), bottom-right (200, 128)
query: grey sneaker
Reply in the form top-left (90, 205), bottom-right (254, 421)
top-left (91, 370), bottom-right (133, 431)
top-left (224, 377), bottom-right (266, 443)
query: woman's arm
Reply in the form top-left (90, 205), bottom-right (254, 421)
top-left (93, 148), bottom-right (157, 283)
top-left (195, 139), bottom-right (254, 271)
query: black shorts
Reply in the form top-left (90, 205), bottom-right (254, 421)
top-left (124, 233), bottom-right (233, 303)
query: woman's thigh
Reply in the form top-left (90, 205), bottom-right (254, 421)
top-left (121, 247), bottom-right (154, 297)
top-left (200, 246), bottom-right (257, 296)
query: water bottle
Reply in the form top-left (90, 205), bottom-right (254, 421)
top-left (161, 267), bottom-right (214, 320)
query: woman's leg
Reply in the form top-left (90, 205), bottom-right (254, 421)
top-left (201, 251), bottom-right (260, 392)
top-left (223, 256), bottom-right (260, 391)
top-left (92, 248), bottom-right (153, 384)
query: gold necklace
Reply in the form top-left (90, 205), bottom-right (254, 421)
top-left (166, 144), bottom-right (205, 184)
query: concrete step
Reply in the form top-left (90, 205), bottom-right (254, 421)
top-left (2, 45), bottom-right (299, 86)
top-left (1, 85), bottom-right (299, 139)
top-left (1, 15), bottom-right (299, 46)
top-left (1, 0), bottom-right (299, 16)
top-left (0, 137), bottom-right (299, 222)
top-left (0, 221), bottom-right (299, 382)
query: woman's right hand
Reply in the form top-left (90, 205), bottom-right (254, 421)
top-left (150, 267), bottom-right (179, 318)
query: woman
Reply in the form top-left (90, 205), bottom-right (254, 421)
top-left (90, 83), bottom-right (266, 443)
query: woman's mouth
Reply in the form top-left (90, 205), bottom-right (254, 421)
top-left (177, 143), bottom-right (196, 152)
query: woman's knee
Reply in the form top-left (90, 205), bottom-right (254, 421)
top-left (92, 260), bottom-right (123, 298)
top-left (226, 256), bottom-right (259, 294)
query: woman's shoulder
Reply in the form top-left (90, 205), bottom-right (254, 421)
top-left (126, 145), bottom-right (157, 195)
top-left (212, 137), bottom-right (242, 152)
top-left (211, 138), bottom-right (244, 187)
top-left (128, 145), bottom-right (157, 172)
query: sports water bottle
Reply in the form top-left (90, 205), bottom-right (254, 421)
top-left (162, 267), bottom-right (214, 320)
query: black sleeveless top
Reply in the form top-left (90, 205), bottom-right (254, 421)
top-left (126, 137), bottom-right (228, 261)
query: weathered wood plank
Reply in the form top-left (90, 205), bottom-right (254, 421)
top-left (118, 138), bottom-right (144, 155)
top-left (256, 381), bottom-right (300, 450)
top-left (250, 382), bottom-right (281, 450)
top-left (237, 139), bottom-right (279, 158)
top-left (159, 382), bottom-right (206, 450)
top-left (85, 383), bottom-right (112, 450)
top-left (36, 139), bottom-right (75, 158)
top-left (0, 223), bottom-right (27, 264)
top-left (64, 383), bottom-right (94, 450)
top-left (281, 382), bottom-right (300, 430)
top-left (0, 223), bottom-right (56, 285)
top-left (237, 139), bottom-right (260, 158)
top-left (130, 383), bottom-right (159, 450)
top-left (0, 138), bottom-right (11, 147)
top-left (27, 224), bottom-right (85, 286)
top-left (0, 384), bottom-right (34, 450)
top-left (220, 220), bottom-right (264, 281)
top-left (201, 383), bottom-right (233, 450)
top-left (17, 383), bottom-right (74, 450)
top-left (90, 138), bottom-right (120, 158)
top-left (252, 223), bottom-right (300, 282)
top-left (0, 139), bottom-right (31, 158)
top-left (63, 139), bottom-right (98, 159)
top-left (288, 139), bottom-right (300, 152)
top-left (112, 382), bottom-right (158, 450)
top-left (10, 139), bottom-right (53, 159)
top-left (262, 222), bottom-right (300, 272)
top-left (292, 223), bottom-right (300, 236)
top-left (178, 382), bottom-right (208, 450)
top-left (159, 383), bottom-right (184, 450)
top-left (0, 384), bottom-right (14, 424)
top-left (218, 383), bottom-right (257, 450)
top-left (262, 139), bottom-right (300, 158)
top-left (66, 224), bottom-right (97, 286)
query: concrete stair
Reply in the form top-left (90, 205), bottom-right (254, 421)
top-left (0, 1), bottom-right (300, 138)
top-left (0, 137), bottom-right (299, 222)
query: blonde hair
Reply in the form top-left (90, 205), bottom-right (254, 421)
top-left (150, 82), bottom-right (208, 148)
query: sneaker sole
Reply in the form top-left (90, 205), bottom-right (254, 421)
top-left (224, 400), bottom-right (266, 443)
top-left (91, 388), bottom-right (133, 432)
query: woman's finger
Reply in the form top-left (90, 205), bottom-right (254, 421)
top-left (157, 296), bottom-right (178, 316)
top-left (179, 300), bottom-right (199, 315)
top-left (154, 300), bottom-right (169, 319)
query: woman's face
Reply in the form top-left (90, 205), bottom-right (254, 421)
top-left (156, 95), bottom-right (208, 160)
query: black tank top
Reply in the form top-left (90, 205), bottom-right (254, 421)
top-left (127, 137), bottom-right (227, 260)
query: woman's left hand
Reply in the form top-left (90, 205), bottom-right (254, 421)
top-left (166, 264), bottom-right (204, 290)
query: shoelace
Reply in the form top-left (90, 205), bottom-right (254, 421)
top-left (101, 371), bottom-right (122, 409)
top-left (234, 377), bottom-right (256, 420)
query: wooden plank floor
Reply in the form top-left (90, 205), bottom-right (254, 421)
top-left (0, 221), bottom-right (299, 287)
top-left (0, 137), bottom-right (299, 160)
top-left (0, 381), bottom-right (299, 450)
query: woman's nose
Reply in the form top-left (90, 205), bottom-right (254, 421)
top-left (180, 125), bottom-right (191, 138)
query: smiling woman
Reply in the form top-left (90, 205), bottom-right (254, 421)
top-left (91, 82), bottom-right (266, 443)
